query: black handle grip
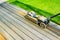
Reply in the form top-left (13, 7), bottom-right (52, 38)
top-left (50, 13), bottom-right (60, 19)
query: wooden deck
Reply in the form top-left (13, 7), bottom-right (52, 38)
top-left (0, 3), bottom-right (60, 40)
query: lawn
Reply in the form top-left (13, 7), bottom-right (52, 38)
top-left (18, 0), bottom-right (60, 14)
top-left (7, 0), bottom-right (60, 24)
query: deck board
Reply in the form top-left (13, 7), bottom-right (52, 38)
top-left (0, 3), bottom-right (60, 40)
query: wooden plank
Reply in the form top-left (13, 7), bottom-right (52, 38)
top-left (0, 33), bottom-right (6, 40)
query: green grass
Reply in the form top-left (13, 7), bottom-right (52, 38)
top-left (7, 0), bottom-right (60, 24)
top-left (18, 0), bottom-right (60, 14)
